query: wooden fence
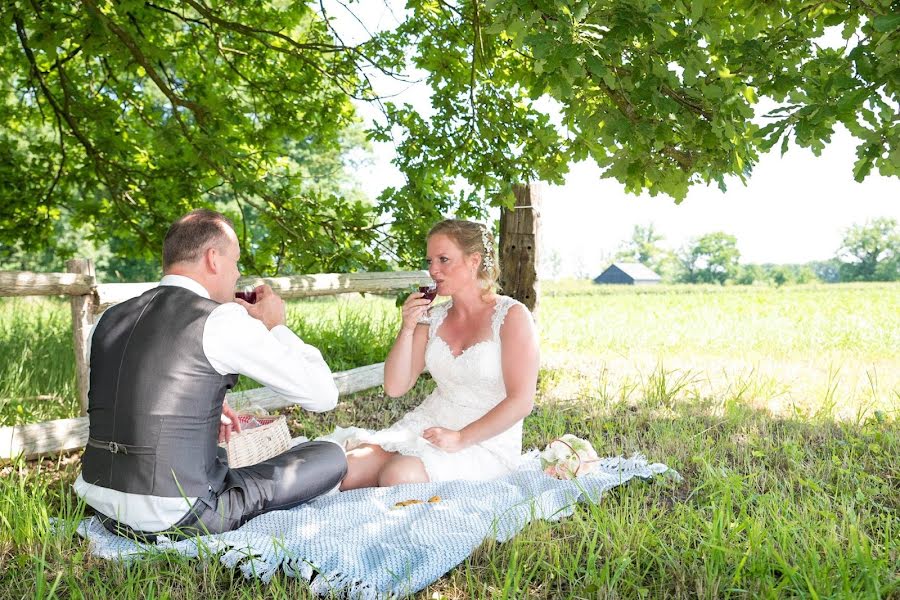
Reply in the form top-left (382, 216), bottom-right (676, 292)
top-left (0, 263), bottom-right (432, 460)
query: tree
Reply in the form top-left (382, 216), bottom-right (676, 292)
top-left (837, 217), bottom-right (900, 281)
top-left (2, 1), bottom-right (898, 272)
top-left (793, 265), bottom-right (817, 284)
top-left (736, 263), bottom-right (764, 285)
top-left (378, 0), bottom-right (900, 259)
top-left (539, 247), bottom-right (564, 279)
top-left (770, 265), bottom-right (791, 287)
top-left (616, 223), bottom-right (662, 263)
top-left (678, 232), bottom-right (740, 284)
top-left (809, 258), bottom-right (842, 283)
top-left (615, 223), bottom-right (682, 281)
top-left (1, 1), bottom-right (389, 275)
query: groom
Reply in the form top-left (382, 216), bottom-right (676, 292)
top-left (74, 209), bottom-right (347, 541)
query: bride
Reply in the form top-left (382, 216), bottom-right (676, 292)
top-left (336, 219), bottom-right (540, 490)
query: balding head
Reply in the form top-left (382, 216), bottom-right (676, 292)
top-left (163, 209), bottom-right (235, 271)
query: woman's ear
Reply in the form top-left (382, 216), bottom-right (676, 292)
top-left (470, 252), bottom-right (482, 275)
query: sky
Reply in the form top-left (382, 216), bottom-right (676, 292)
top-left (533, 128), bottom-right (899, 275)
top-left (325, 2), bottom-right (899, 278)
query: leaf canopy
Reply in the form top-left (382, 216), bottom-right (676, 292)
top-left (1, 0), bottom-right (897, 273)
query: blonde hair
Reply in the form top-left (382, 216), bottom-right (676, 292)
top-left (428, 219), bottom-right (501, 292)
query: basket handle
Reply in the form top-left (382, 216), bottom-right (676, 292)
top-left (549, 437), bottom-right (601, 473)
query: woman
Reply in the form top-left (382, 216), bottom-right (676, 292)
top-left (335, 219), bottom-right (540, 490)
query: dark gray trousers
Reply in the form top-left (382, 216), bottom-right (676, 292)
top-left (100, 440), bottom-right (347, 542)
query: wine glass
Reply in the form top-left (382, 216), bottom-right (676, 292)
top-left (419, 282), bottom-right (437, 302)
top-left (235, 285), bottom-right (257, 304)
top-left (417, 281), bottom-right (437, 323)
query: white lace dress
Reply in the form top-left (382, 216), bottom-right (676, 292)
top-left (326, 295), bottom-right (528, 482)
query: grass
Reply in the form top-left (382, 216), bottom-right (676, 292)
top-left (1, 282), bottom-right (898, 598)
top-left (0, 299), bottom-right (79, 425)
top-left (0, 295), bottom-right (401, 424)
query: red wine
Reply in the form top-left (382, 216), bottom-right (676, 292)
top-left (419, 285), bottom-right (437, 302)
top-left (235, 291), bottom-right (257, 304)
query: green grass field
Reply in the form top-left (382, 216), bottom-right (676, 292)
top-left (1, 282), bottom-right (898, 598)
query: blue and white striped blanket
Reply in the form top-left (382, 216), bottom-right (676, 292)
top-left (76, 455), bottom-right (675, 599)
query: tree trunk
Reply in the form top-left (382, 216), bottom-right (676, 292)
top-left (499, 183), bottom-right (542, 316)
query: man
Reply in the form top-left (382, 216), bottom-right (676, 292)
top-left (74, 209), bottom-right (347, 541)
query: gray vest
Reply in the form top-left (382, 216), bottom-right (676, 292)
top-left (81, 286), bottom-right (239, 498)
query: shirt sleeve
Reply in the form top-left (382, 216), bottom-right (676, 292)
top-left (85, 310), bottom-right (106, 376)
top-left (202, 303), bottom-right (338, 412)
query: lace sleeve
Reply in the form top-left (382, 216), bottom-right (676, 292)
top-left (427, 300), bottom-right (452, 338)
top-left (491, 296), bottom-right (528, 340)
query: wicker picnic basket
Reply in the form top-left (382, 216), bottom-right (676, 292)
top-left (219, 414), bottom-right (291, 468)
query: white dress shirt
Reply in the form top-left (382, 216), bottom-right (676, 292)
top-left (73, 275), bottom-right (338, 531)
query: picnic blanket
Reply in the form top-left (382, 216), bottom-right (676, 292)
top-left (75, 454), bottom-right (676, 599)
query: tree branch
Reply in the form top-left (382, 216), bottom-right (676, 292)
top-left (145, 2), bottom-right (211, 30)
top-left (660, 84), bottom-right (713, 121)
top-left (42, 108), bottom-right (68, 210)
top-left (182, 0), bottom-right (347, 54)
top-left (82, 0), bottom-right (209, 123)
top-left (469, 0), bottom-right (481, 124)
top-left (15, 12), bottom-right (159, 248)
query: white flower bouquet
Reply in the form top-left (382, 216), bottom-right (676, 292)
top-left (540, 434), bottom-right (600, 480)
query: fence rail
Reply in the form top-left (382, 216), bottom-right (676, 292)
top-left (0, 271), bottom-right (94, 297)
top-left (95, 271), bottom-right (431, 311)
top-left (0, 263), bottom-right (431, 460)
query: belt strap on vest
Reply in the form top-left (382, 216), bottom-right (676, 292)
top-left (87, 437), bottom-right (156, 456)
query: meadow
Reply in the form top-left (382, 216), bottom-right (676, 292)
top-left (1, 282), bottom-right (897, 598)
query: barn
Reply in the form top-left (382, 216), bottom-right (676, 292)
top-left (593, 262), bottom-right (662, 285)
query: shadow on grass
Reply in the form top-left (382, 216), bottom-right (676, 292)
top-left (1, 377), bottom-right (896, 599)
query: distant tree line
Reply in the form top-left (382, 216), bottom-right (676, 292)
top-left (613, 217), bottom-right (899, 285)
top-left (3, 213), bottom-right (897, 287)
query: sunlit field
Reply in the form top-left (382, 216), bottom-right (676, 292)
top-left (538, 281), bottom-right (900, 421)
top-left (1, 282), bottom-right (897, 598)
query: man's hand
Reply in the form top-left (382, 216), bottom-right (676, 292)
top-left (219, 401), bottom-right (242, 443)
top-left (234, 284), bottom-right (286, 330)
top-left (422, 427), bottom-right (466, 453)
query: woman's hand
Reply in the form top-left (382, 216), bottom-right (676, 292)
top-left (399, 292), bottom-right (433, 333)
top-left (423, 427), bottom-right (466, 453)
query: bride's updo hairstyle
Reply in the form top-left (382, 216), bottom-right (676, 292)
top-left (428, 219), bottom-right (501, 293)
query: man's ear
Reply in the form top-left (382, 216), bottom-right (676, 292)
top-left (205, 246), bottom-right (219, 273)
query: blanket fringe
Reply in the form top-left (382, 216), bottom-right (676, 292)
top-left (311, 570), bottom-right (387, 600)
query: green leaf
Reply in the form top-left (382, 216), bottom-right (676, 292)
top-left (872, 13), bottom-right (900, 32)
top-left (683, 63), bottom-right (699, 86)
top-left (602, 72), bottom-right (617, 89)
top-left (691, 0), bottom-right (706, 21)
top-left (823, 13), bottom-right (844, 27)
top-left (742, 86), bottom-right (757, 104)
top-left (853, 156), bottom-right (872, 181)
top-left (586, 55), bottom-right (607, 78)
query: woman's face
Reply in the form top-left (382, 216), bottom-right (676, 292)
top-left (426, 233), bottom-right (479, 296)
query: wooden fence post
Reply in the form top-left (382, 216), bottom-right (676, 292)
top-left (499, 183), bottom-right (542, 315)
top-left (67, 259), bottom-right (96, 416)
